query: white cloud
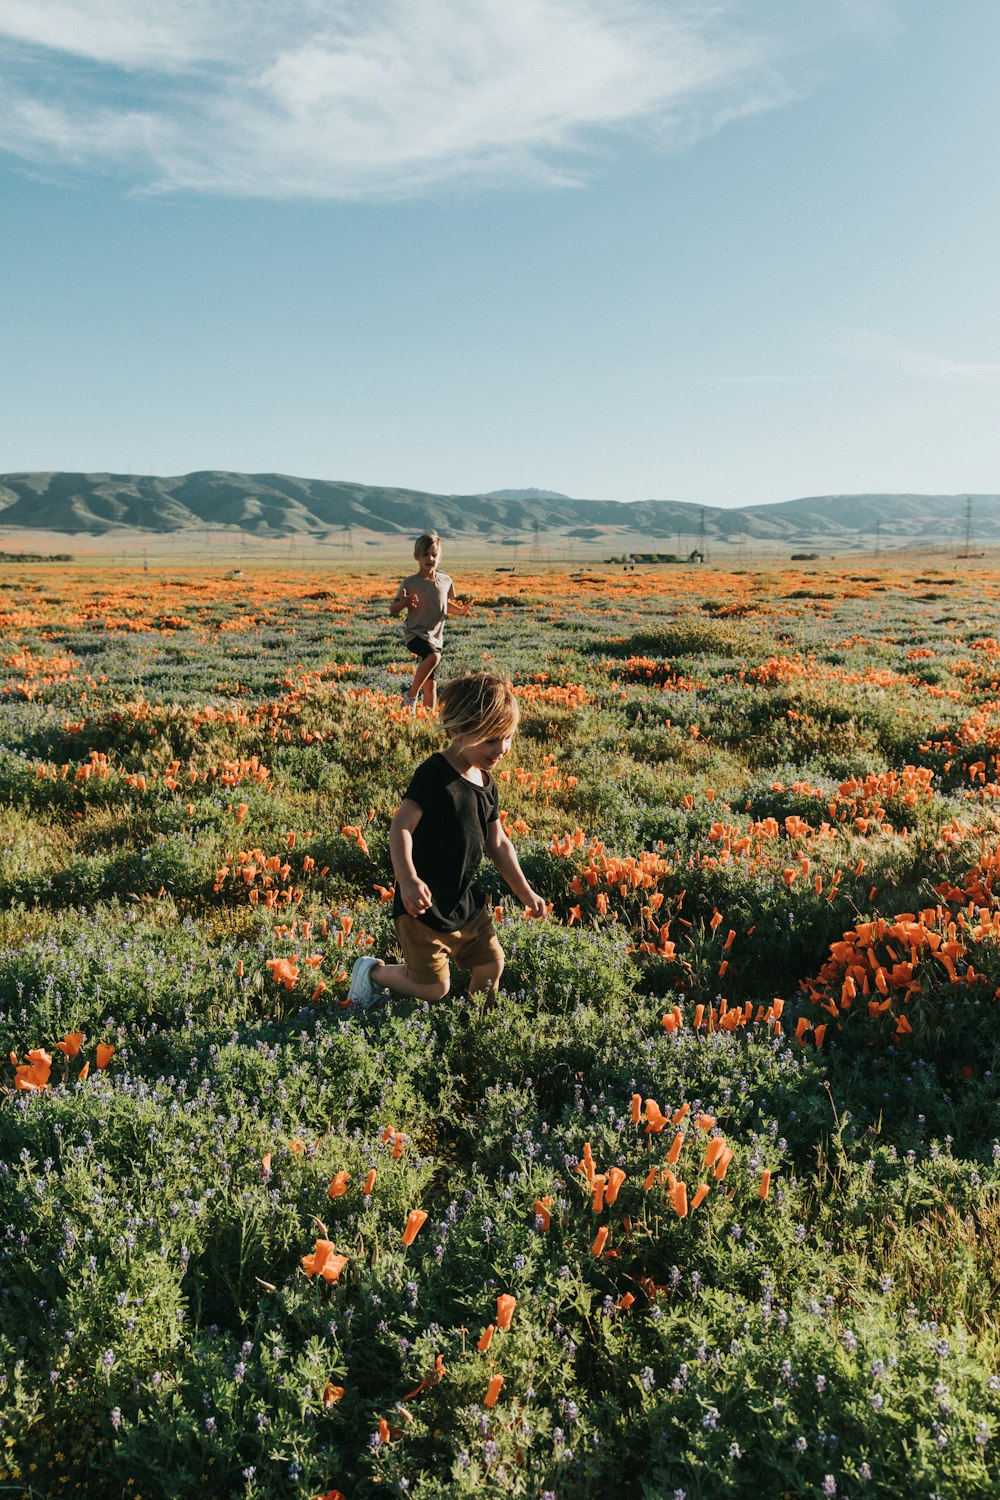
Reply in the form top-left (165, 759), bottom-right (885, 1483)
top-left (0, 0), bottom-right (895, 199)
top-left (840, 328), bottom-right (1000, 384)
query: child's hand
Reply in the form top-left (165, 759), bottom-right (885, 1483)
top-left (522, 890), bottom-right (548, 920)
top-left (405, 590), bottom-right (420, 611)
top-left (400, 876), bottom-right (433, 917)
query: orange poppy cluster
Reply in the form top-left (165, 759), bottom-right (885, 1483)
top-left (8, 1034), bottom-right (114, 1090)
top-left (600, 656), bottom-right (705, 690)
top-left (293, 1142), bottom-right (460, 1443)
top-left (802, 892), bottom-right (1000, 1042)
top-left (512, 681), bottom-right (593, 710)
top-left (920, 702), bottom-right (1000, 798)
top-left (496, 755), bottom-right (579, 802)
top-left (661, 995), bottom-right (785, 1037)
top-left (34, 740), bottom-right (279, 803)
top-left (261, 912), bottom-right (375, 1000)
top-left (0, 645), bottom-right (79, 700)
top-left (215, 843), bottom-right (317, 908)
top-left (283, 1068), bottom-right (779, 1463)
top-left (528, 1098), bottom-right (775, 1299)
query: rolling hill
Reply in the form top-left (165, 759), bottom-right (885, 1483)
top-left (0, 471), bottom-right (996, 547)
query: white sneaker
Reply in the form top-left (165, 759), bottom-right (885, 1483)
top-left (401, 692), bottom-right (417, 714)
top-left (348, 956), bottom-right (390, 1012)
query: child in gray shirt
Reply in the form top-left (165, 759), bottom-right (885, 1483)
top-left (389, 531), bottom-right (472, 712)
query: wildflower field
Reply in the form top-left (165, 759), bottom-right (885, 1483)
top-left (3, 557), bottom-right (1000, 1500)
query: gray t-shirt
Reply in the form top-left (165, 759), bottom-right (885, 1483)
top-left (400, 571), bottom-right (452, 651)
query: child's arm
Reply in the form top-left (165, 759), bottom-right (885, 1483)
top-left (486, 819), bottom-right (547, 917)
top-left (445, 581), bottom-right (473, 617)
top-left (390, 582), bottom-right (417, 618)
top-left (389, 800), bottom-right (434, 916)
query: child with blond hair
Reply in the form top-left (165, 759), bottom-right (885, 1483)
top-left (349, 673), bottom-right (546, 1009)
top-left (390, 531), bottom-right (471, 713)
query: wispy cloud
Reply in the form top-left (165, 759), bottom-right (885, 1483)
top-left (684, 373), bottom-right (840, 386)
top-left (839, 327), bottom-right (1000, 384)
top-left (0, 1), bottom-right (894, 199)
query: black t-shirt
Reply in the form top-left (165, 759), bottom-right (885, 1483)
top-left (392, 752), bottom-right (499, 931)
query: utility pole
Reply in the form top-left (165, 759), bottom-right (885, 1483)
top-left (874, 521), bottom-right (881, 561)
top-left (963, 495), bottom-right (972, 557)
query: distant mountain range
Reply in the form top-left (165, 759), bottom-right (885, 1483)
top-left (0, 471), bottom-right (996, 546)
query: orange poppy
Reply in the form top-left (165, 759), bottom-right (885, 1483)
top-left (96, 1043), bottom-right (115, 1070)
top-left (477, 1324), bottom-right (495, 1353)
top-left (714, 1147), bottom-right (734, 1181)
top-left (301, 1238), bottom-right (348, 1283)
top-left (605, 1166), bottom-right (626, 1205)
top-left (327, 1171), bottom-right (350, 1200)
top-left (363, 1168), bottom-right (377, 1195)
top-left (496, 1294), bottom-right (516, 1331)
top-left (56, 1032), bottom-right (84, 1058)
top-left (402, 1209), bottom-right (428, 1246)
top-left (484, 1375), bottom-right (505, 1408)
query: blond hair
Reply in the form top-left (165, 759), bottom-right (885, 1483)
top-left (439, 673), bottom-right (519, 742)
top-left (413, 531), bottom-right (441, 560)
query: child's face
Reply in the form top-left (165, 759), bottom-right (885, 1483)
top-left (417, 542), bottom-right (442, 575)
top-left (453, 729), bottom-right (514, 774)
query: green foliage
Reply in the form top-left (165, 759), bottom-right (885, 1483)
top-left (3, 563), bottom-right (1000, 1498)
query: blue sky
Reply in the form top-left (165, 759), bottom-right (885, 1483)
top-left (2, 0), bottom-right (998, 506)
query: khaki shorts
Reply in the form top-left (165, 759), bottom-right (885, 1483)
top-left (394, 906), bottom-right (503, 988)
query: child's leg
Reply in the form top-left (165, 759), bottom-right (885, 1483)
top-left (408, 650), bottom-right (440, 703)
top-left (420, 670), bottom-right (439, 711)
top-left (461, 912), bottom-right (505, 1005)
top-left (466, 955), bottom-right (503, 1005)
top-left (382, 917), bottom-right (451, 1002)
top-left (372, 960), bottom-right (448, 1003)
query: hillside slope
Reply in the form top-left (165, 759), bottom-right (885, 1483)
top-left (0, 471), bottom-right (996, 543)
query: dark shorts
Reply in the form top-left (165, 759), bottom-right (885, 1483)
top-left (394, 907), bottom-right (503, 988)
top-left (406, 636), bottom-right (442, 673)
